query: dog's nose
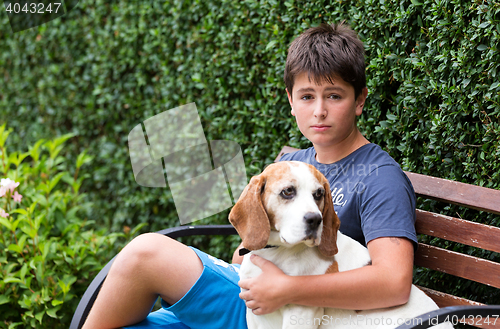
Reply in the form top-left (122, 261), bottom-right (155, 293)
top-left (304, 212), bottom-right (322, 231)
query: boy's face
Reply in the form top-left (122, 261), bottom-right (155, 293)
top-left (287, 72), bottom-right (367, 150)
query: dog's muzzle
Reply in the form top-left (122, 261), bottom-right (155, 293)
top-left (304, 212), bottom-right (322, 239)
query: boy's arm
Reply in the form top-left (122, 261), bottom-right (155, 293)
top-left (238, 236), bottom-right (414, 315)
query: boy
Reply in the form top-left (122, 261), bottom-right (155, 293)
top-left (82, 22), bottom-right (417, 329)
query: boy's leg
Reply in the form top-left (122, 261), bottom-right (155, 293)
top-left (82, 233), bottom-right (203, 329)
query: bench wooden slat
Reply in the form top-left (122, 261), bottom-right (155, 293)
top-left (418, 286), bottom-right (484, 308)
top-left (415, 209), bottom-right (500, 254)
top-left (415, 244), bottom-right (500, 289)
top-left (405, 171), bottom-right (500, 215)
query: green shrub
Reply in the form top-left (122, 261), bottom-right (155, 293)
top-left (0, 124), bottom-right (141, 328)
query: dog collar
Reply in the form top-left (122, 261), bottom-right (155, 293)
top-left (239, 245), bottom-right (277, 256)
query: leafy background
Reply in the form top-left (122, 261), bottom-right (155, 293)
top-left (0, 0), bottom-right (499, 327)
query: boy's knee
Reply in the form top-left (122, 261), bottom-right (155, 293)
top-left (106, 233), bottom-right (202, 303)
top-left (114, 233), bottom-right (174, 271)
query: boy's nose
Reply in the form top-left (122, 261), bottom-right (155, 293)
top-left (313, 100), bottom-right (327, 118)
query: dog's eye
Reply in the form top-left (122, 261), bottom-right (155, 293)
top-left (313, 189), bottom-right (324, 201)
top-left (280, 187), bottom-right (296, 199)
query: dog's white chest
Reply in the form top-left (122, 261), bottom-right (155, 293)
top-left (239, 247), bottom-right (334, 329)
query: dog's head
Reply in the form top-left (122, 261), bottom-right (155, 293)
top-left (229, 161), bottom-right (340, 257)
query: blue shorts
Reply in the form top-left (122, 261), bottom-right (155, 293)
top-left (124, 247), bottom-right (247, 329)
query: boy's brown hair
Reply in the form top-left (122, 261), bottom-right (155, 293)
top-left (284, 22), bottom-right (366, 99)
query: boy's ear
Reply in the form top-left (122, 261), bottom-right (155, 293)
top-left (286, 88), bottom-right (295, 116)
top-left (355, 87), bottom-right (368, 116)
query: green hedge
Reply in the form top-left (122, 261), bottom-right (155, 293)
top-left (1, 0), bottom-right (499, 310)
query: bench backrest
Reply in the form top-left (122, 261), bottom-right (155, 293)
top-left (276, 146), bottom-right (500, 309)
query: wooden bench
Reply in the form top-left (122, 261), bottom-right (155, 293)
top-left (71, 146), bottom-right (500, 329)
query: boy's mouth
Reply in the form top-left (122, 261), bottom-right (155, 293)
top-left (311, 124), bottom-right (331, 132)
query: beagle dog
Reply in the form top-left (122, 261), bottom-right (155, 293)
top-left (229, 161), bottom-right (452, 329)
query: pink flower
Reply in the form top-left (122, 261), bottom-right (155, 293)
top-left (0, 178), bottom-right (19, 192)
top-left (0, 178), bottom-right (12, 187)
top-left (12, 191), bottom-right (22, 203)
top-left (0, 208), bottom-right (8, 218)
top-left (0, 186), bottom-right (6, 198)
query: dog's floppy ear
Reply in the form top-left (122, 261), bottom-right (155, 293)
top-left (228, 173), bottom-right (270, 251)
top-left (318, 179), bottom-right (341, 257)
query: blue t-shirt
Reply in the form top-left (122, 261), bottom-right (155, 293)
top-left (279, 144), bottom-right (417, 248)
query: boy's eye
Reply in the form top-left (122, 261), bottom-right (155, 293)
top-left (301, 95), bottom-right (313, 101)
top-left (329, 94), bottom-right (341, 100)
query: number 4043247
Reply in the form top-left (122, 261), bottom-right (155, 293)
top-left (5, 2), bottom-right (62, 14)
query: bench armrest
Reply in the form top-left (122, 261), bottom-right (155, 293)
top-left (394, 305), bottom-right (500, 329)
top-left (70, 225), bottom-right (237, 329)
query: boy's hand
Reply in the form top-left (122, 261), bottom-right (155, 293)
top-left (238, 255), bottom-right (290, 315)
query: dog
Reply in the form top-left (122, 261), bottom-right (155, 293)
top-left (229, 161), bottom-right (452, 329)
